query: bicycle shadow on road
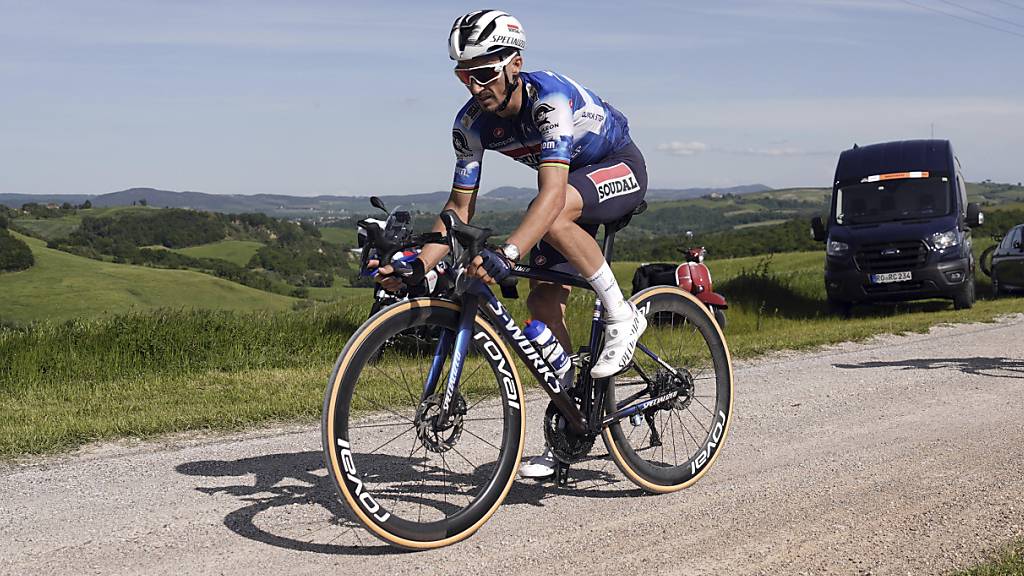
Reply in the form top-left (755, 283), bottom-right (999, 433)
top-left (175, 449), bottom-right (641, 555)
top-left (176, 450), bottom-right (400, 556)
top-left (832, 357), bottom-right (1024, 379)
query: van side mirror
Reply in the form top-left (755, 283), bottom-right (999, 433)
top-left (966, 203), bottom-right (983, 227)
top-left (810, 216), bottom-right (827, 242)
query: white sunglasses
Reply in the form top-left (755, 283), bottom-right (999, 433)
top-left (454, 53), bottom-right (516, 87)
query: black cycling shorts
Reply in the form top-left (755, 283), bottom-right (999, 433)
top-left (530, 141), bottom-right (648, 275)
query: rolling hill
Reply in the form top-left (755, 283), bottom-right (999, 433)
top-left (0, 232), bottom-right (296, 325)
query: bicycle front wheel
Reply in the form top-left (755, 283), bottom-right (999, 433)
top-left (322, 298), bottom-right (525, 549)
top-left (602, 287), bottom-right (734, 493)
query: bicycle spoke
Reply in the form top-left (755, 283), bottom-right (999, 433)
top-left (394, 356), bottom-right (419, 406)
top-left (692, 395), bottom-right (715, 417)
top-left (367, 424), bottom-right (416, 456)
top-left (675, 409), bottom-right (701, 449)
top-left (461, 426), bottom-right (502, 452)
top-left (352, 390), bottom-right (415, 425)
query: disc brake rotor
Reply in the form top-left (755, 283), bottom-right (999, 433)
top-left (415, 393), bottom-right (466, 453)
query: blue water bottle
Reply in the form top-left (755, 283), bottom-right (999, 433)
top-left (523, 320), bottom-right (571, 379)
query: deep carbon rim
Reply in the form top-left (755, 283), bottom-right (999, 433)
top-left (603, 287), bottom-right (733, 493)
top-left (322, 299), bottom-right (525, 549)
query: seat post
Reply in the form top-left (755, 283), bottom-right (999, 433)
top-left (602, 228), bottom-right (616, 264)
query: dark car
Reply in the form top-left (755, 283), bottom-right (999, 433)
top-left (991, 224), bottom-right (1024, 296)
top-left (811, 140), bottom-right (984, 313)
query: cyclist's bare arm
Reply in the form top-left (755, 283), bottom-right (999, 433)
top-left (376, 189), bottom-right (476, 291)
top-left (417, 188), bottom-right (477, 270)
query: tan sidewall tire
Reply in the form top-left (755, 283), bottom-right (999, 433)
top-left (321, 298), bottom-right (526, 549)
top-left (601, 287), bottom-right (734, 493)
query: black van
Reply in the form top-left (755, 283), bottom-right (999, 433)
top-left (811, 140), bottom-right (983, 313)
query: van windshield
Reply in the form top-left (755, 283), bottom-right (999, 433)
top-left (835, 176), bottom-right (951, 225)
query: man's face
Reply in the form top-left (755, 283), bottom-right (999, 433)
top-left (455, 53), bottom-right (522, 113)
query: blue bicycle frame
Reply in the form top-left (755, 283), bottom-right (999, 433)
top-left (417, 264), bottom-right (686, 438)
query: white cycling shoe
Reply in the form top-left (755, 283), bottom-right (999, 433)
top-left (518, 447), bottom-right (556, 479)
top-left (590, 302), bottom-right (647, 379)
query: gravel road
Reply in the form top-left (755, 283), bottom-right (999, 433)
top-left (3, 315), bottom-right (1023, 575)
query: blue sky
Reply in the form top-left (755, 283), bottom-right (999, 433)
top-left (2, 0), bottom-right (1023, 196)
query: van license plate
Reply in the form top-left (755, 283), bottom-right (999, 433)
top-left (870, 271), bottom-right (912, 284)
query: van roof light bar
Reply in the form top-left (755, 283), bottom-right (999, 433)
top-left (860, 171), bottom-right (930, 183)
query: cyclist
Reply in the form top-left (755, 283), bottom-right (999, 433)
top-left (378, 9), bottom-right (648, 479)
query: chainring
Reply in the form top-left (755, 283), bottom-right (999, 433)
top-left (543, 401), bottom-right (596, 463)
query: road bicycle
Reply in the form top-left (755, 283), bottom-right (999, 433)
top-left (322, 203), bottom-right (734, 549)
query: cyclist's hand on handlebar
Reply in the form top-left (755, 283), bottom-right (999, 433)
top-left (376, 258), bottom-right (426, 292)
top-left (468, 248), bottom-right (512, 284)
top-left (373, 263), bottom-right (403, 293)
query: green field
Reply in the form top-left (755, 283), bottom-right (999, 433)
top-left (171, 239), bottom-right (264, 266)
top-left (10, 215), bottom-right (82, 241)
top-left (318, 226), bottom-right (357, 247)
top-left (0, 232), bottom-right (296, 325)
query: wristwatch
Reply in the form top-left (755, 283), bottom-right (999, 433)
top-left (499, 243), bottom-right (520, 263)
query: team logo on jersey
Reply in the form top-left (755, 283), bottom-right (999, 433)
top-left (587, 163), bottom-right (640, 203)
top-left (452, 129), bottom-right (473, 158)
top-left (461, 103), bottom-right (481, 129)
top-left (493, 127), bottom-right (505, 138)
top-left (533, 102), bottom-right (557, 135)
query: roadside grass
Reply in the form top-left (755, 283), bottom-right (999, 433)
top-left (3, 242), bottom-right (1023, 458)
top-left (1, 303), bottom-right (368, 457)
top-left (170, 239), bottom-right (264, 266)
top-left (0, 232), bottom-right (295, 325)
top-left (955, 541), bottom-right (1024, 575)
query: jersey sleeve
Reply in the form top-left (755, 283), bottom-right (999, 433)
top-left (532, 94), bottom-right (574, 169)
top-left (451, 107), bottom-right (484, 194)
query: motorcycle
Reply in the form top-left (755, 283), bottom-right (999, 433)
top-left (631, 231), bottom-right (729, 328)
top-left (357, 196), bottom-right (451, 317)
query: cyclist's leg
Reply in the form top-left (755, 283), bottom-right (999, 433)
top-left (526, 280), bottom-right (572, 351)
top-left (538, 144), bottom-right (649, 377)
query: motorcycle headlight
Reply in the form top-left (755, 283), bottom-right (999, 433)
top-left (826, 240), bottom-right (849, 256)
top-left (929, 230), bottom-right (959, 251)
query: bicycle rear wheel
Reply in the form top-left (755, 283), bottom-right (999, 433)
top-left (602, 287), bottom-right (733, 493)
top-left (322, 299), bottom-right (525, 549)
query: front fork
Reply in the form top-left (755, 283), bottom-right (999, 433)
top-left (426, 292), bottom-right (479, 427)
top-left (427, 281), bottom-right (589, 435)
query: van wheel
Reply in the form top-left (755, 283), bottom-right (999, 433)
top-left (953, 277), bottom-right (975, 310)
top-left (827, 298), bottom-right (852, 318)
top-left (992, 275), bottom-right (1003, 298)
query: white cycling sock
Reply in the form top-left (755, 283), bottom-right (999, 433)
top-left (586, 262), bottom-right (631, 322)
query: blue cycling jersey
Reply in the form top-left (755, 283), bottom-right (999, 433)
top-left (451, 70), bottom-right (632, 193)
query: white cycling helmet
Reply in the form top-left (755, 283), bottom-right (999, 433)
top-left (448, 10), bottom-right (526, 62)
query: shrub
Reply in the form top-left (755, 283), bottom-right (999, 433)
top-left (0, 229), bottom-right (34, 272)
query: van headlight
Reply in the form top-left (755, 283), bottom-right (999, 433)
top-left (929, 230), bottom-right (959, 251)
top-left (826, 240), bottom-right (849, 256)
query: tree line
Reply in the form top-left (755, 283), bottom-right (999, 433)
top-left (44, 208), bottom-right (350, 295)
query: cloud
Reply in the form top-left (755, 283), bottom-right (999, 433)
top-left (657, 140), bottom-right (832, 157)
top-left (657, 141), bottom-right (709, 156)
top-left (722, 146), bottom-right (835, 157)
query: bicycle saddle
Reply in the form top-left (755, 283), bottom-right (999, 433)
top-left (604, 200), bottom-right (648, 235)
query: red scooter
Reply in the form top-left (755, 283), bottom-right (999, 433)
top-left (632, 231), bottom-right (729, 328)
